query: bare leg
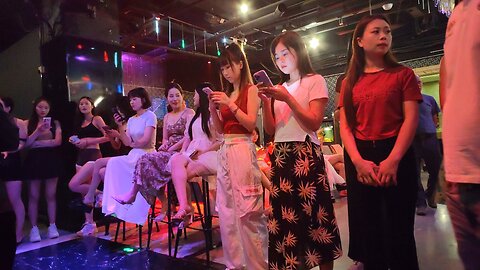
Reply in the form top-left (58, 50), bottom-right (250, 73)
top-left (113, 183), bottom-right (140, 204)
top-left (6, 181), bottom-right (25, 242)
top-left (68, 162), bottom-right (95, 195)
top-left (84, 157), bottom-right (110, 204)
top-left (170, 155), bottom-right (210, 214)
top-left (45, 177), bottom-right (58, 224)
top-left (28, 180), bottom-right (41, 227)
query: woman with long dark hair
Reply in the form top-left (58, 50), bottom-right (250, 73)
top-left (338, 15), bottom-right (421, 269)
top-left (168, 82), bottom-right (221, 225)
top-left (0, 97), bottom-right (27, 244)
top-left (259, 30), bottom-right (341, 270)
top-left (70, 96), bottom-right (109, 167)
top-left (208, 42), bottom-right (267, 269)
top-left (23, 97), bottom-right (62, 242)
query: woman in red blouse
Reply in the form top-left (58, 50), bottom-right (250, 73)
top-left (339, 15), bottom-right (422, 270)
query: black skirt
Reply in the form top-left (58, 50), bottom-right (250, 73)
top-left (0, 151), bottom-right (22, 181)
top-left (23, 147), bottom-right (62, 180)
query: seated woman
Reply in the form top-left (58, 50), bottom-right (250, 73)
top-left (169, 82), bottom-right (222, 224)
top-left (112, 83), bottom-right (195, 221)
top-left (83, 88), bottom-right (157, 225)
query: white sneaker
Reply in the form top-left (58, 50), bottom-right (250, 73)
top-left (29, 226), bottom-right (41, 242)
top-left (47, 224), bottom-right (60, 239)
top-left (76, 222), bottom-right (97, 236)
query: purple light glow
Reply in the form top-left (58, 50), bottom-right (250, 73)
top-left (75, 56), bottom-right (88, 61)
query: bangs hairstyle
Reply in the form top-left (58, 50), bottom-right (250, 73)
top-left (270, 31), bottom-right (316, 83)
top-left (217, 42), bottom-right (253, 95)
top-left (128, 87), bottom-right (152, 109)
top-left (342, 14), bottom-right (400, 130)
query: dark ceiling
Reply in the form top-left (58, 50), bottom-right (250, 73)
top-left (0, 0), bottom-right (448, 75)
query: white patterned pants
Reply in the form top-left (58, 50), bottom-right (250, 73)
top-left (216, 135), bottom-right (268, 270)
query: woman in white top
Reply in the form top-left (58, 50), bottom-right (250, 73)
top-left (259, 31), bottom-right (342, 270)
top-left (169, 82), bottom-right (221, 225)
top-left (84, 87), bottom-right (157, 225)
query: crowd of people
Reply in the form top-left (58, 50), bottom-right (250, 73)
top-left (1, 5), bottom-right (479, 269)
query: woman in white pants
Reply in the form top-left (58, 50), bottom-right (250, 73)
top-left (209, 43), bottom-right (267, 270)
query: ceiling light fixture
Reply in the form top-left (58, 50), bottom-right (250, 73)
top-left (382, 3), bottom-right (394, 10)
top-left (240, 3), bottom-right (249, 14)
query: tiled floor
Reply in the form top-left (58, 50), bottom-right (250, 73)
top-left (14, 174), bottom-right (463, 270)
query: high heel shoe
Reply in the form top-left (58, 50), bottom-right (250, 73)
top-left (172, 208), bottom-right (193, 229)
top-left (112, 195), bottom-right (135, 205)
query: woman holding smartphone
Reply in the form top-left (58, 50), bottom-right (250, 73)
top-left (259, 31), bottom-right (341, 270)
top-left (339, 15), bottom-right (421, 269)
top-left (113, 82), bottom-right (194, 222)
top-left (82, 88), bottom-right (157, 225)
top-left (70, 96), bottom-right (109, 168)
top-left (208, 43), bottom-right (267, 270)
top-left (23, 97), bottom-right (62, 242)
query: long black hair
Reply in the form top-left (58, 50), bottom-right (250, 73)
top-left (188, 82), bottom-right (212, 140)
top-left (28, 97), bottom-right (53, 135)
top-left (73, 96), bottom-right (96, 130)
top-left (270, 30), bottom-right (316, 83)
top-left (343, 15), bottom-right (400, 130)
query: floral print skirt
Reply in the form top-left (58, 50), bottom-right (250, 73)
top-left (133, 150), bottom-right (174, 206)
top-left (268, 139), bottom-right (342, 269)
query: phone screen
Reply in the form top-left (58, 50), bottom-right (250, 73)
top-left (253, 70), bottom-right (273, 87)
top-left (43, 117), bottom-right (51, 127)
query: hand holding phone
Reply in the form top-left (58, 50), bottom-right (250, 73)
top-left (43, 117), bottom-right (52, 129)
top-left (112, 107), bottom-right (125, 123)
top-left (69, 135), bottom-right (80, 144)
top-left (253, 70), bottom-right (273, 87)
top-left (202, 87), bottom-right (213, 95)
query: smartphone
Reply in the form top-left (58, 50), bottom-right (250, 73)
top-left (43, 117), bottom-right (52, 128)
top-left (253, 70), bottom-right (273, 87)
top-left (202, 87), bottom-right (213, 95)
top-left (111, 107), bottom-right (125, 122)
top-left (69, 135), bottom-right (80, 144)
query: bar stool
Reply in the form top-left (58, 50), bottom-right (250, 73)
top-left (173, 174), bottom-right (217, 264)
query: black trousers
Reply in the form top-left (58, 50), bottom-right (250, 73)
top-left (0, 211), bottom-right (16, 270)
top-left (345, 137), bottom-right (419, 270)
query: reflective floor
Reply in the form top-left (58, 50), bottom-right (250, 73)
top-left (14, 173), bottom-right (462, 270)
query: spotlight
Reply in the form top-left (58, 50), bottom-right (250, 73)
top-left (240, 3), bottom-right (249, 14)
top-left (382, 3), bottom-right (394, 10)
top-left (309, 38), bottom-right (319, 49)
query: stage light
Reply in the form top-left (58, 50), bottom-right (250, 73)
top-left (103, 51), bottom-right (109, 62)
top-left (155, 20), bottom-right (160, 34)
top-left (93, 96), bottom-right (104, 107)
top-left (90, 47), bottom-right (95, 50)
top-left (181, 39), bottom-right (186, 49)
top-left (240, 3), bottom-right (249, 14)
top-left (131, 45), bottom-right (136, 49)
top-left (222, 37), bottom-right (227, 44)
top-left (208, 61), bottom-right (211, 64)
top-left (309, 38), bottom-right (319, 49)
top-left (77, 44), bottom-right (83, 50)
top-left (274, 3), bottom-right (287, 17)
top-left (114, 52), bottom-right (118, 68)
top-left (382, 3), bottom-right (394, 10)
